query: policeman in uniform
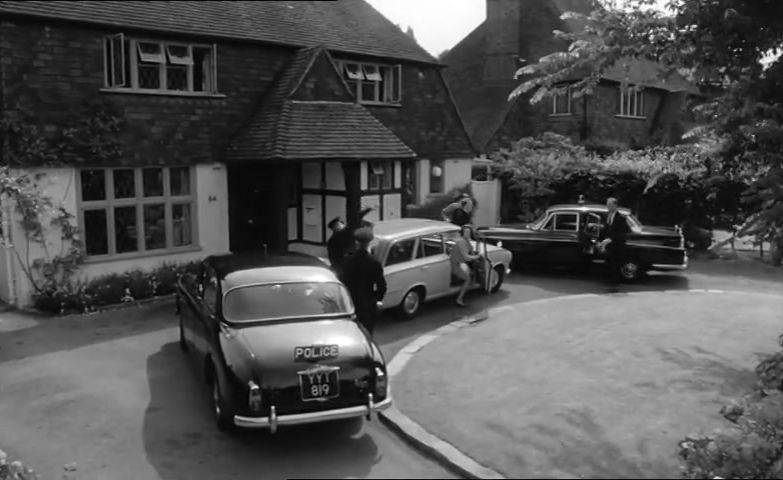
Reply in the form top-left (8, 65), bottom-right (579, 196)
top-left (326, 216), bottom-right (353, 275)
top-left (339, 227), bottom-right (387, 337)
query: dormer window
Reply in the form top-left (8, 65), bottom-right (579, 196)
top-left (334, 59), bottom-right (402, 105)
top-left (104, 33), bottom-right (218, 95)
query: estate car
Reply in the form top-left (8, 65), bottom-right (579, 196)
top-left (369, 219), bottom-right (513, 318)
top-left (175, 252), bottom-right (391, 434)
top-left (477, 204), bottom-right (688, 281)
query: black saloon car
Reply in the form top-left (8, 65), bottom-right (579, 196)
top-left (477, 204), bottom-right (688, 281)
top-left (175, 252), bottom-right (391, 433)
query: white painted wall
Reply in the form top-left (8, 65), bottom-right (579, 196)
top-left (4, 164), bottom-right (229, 307)
top-left (471, 179), bottom-right (502, 227)
top-left (325, 162), bottom-right (344, 190)
top-left (360, 195), bottom-right (381, 223)
top-left (415, 158), bottom-right (473, 204)
top-left (302, 194), bottom-right (323, 243)
top-left (383, 193), bottom-right (402, 220)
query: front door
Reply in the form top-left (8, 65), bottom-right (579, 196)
top-left (228, 165), bottom-right (293, 253)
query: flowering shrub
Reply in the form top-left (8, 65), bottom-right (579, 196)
top-left (0, 449), bottom-right (38, 480)
top-left (33, 260), bottom-right (200, 315)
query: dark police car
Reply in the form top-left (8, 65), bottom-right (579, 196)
top-left (175, 252), bottom-right (391, 433)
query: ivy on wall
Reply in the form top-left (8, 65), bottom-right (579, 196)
top-left (0, 98), bottom-right (125, 311)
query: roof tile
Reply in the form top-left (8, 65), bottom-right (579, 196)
top-left (0, 0), bottom-right (437, 64)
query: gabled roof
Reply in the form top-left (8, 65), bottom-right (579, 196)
top-left (0, 0), bottom-right (437, 65)
top-left (225, 46), bottom-right (415, 162)
top-left (442, 0), bottom-right (697, 151)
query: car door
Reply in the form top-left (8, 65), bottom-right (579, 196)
top-left (194, 266), bottom-right (220, 363)
top-left (579, 211), bottom-right (604, 257)
top-left (177, 269), bottom-right (201, 353)
top-left (381, 237), bottom-right (418, 308)
top-left (413, 232), bottom-right (451, 297)
top-left (540, 211), bottom-right (582, 264)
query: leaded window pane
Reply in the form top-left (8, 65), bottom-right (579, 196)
top-left (114, 206), bottom-right (138, 253)
top-left (143, 204), bottom-right (166, 250)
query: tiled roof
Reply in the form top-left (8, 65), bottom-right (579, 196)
top-left (0, 0), bottom-right (437, 64)
top-left (225, 47), bottom-right (415, 162)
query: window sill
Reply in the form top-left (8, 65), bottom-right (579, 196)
top-left (100, 88), bottom-right (227, 99)
top-left (82, 244), bottom-right (203, 264)
top-left (548, 113), bottom-right (573, 118)
top-left (615, 114), bottom-right (647, 120)
top-left (359, 101), bottom-right (402, 108)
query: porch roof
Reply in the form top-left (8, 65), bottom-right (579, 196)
top-left (225, 45), bottom-right (415, 162)
top-left (225, 100), bottom-right (416, 161)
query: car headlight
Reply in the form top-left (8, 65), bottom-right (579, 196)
top-left (248, 380), bottom-right (262, 412)
top-left (374, 367), bottom-right (387, 398)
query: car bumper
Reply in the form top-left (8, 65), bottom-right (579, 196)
top-left (651, 253), bottom-right (688, 271)
top-left (234, 394), bottom-right (392, 432)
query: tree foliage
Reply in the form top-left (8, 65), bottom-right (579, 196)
top-left (513, 0), bottom-right (783, 250)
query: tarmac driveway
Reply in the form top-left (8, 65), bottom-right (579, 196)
top-left (0, 301), bottom-right (449, 480)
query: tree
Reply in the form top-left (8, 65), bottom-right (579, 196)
top-left (512, 0), bottom-right (783, 263)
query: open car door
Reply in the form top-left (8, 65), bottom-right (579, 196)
top-left (476, 232), bottom-right (493, 293)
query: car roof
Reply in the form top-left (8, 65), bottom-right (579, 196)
top-left (547, 204), bottom-right (632, 215)
top-left (371, 218), bottom-right (460, 242)
top-left (206, 252), bottom-right (336, 288)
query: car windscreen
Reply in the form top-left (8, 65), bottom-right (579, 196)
top-left (223, 282), bottom-right (354, 322)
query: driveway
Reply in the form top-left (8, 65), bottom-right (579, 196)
top-left (0, 255), bottom-right (779, 479)
top-left (0, 302), bottom-right (454, 480)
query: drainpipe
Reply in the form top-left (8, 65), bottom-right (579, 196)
top-left (1, 195), bottom-right (18, 307)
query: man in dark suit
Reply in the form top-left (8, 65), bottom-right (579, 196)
top-left (597, 197), bottom-right (631, 289)
top-left (339, 227), bottom-right (387, 337)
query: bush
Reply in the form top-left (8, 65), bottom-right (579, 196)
top-left (0, 449), bottom-right (38, 480)
top-left (32, 260), bottom-right (201, 315)
top-left (679, 336), bottom-right (783, 478)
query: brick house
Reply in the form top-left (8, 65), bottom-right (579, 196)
top-left (0, 0), bottom-right (475, 307)
top-left (442, 0), bottom-right (697, 153)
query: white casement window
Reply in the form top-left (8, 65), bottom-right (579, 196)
top-left (335, 60), bottom-right (402, 105)
top-left (551, 87), bottom-right (572, 116)
top-left (78, 167), bottom-right (197, 258)
top-left (367, 161), bottom-right (394, 191)
top-left (103, 34), bottom-right (218, 94)
top-left (618, 85), bottom-right (645, 118)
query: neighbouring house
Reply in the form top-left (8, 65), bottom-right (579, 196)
top-left (0, 0), bottom-right (475, 307)
top-left (442, 0), bottom-right (699, 154)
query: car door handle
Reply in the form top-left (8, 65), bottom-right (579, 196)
top-left (420, 266), bottom-right (429, 270)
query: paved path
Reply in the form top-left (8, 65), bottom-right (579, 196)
top-left (387, 289), bottom-right (783, 479)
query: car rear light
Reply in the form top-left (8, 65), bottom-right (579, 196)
top-left (248, 381), bottom-right (262, 412)
top-left (374, 367), bottom-right (387, 398)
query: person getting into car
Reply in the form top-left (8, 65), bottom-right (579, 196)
top-left (441, 194), bottom-right (474, 227)
top-left (339, 227), bottom-right (387, 337)
top-left (450, 224), bottom-right (481, 308)
top-left (597, 196), bottom-right (631, 291)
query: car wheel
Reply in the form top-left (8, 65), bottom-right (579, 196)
top-left (618, 258), bottom-right (643, 282)
top-left (399, 288), bottom-right (423, 320)
top-left (489, 266), bottom-right (505, 293)
top-left (208, 366), bottom-right (235, 433)
top-left (178, 316), bottom-right (188, 352)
